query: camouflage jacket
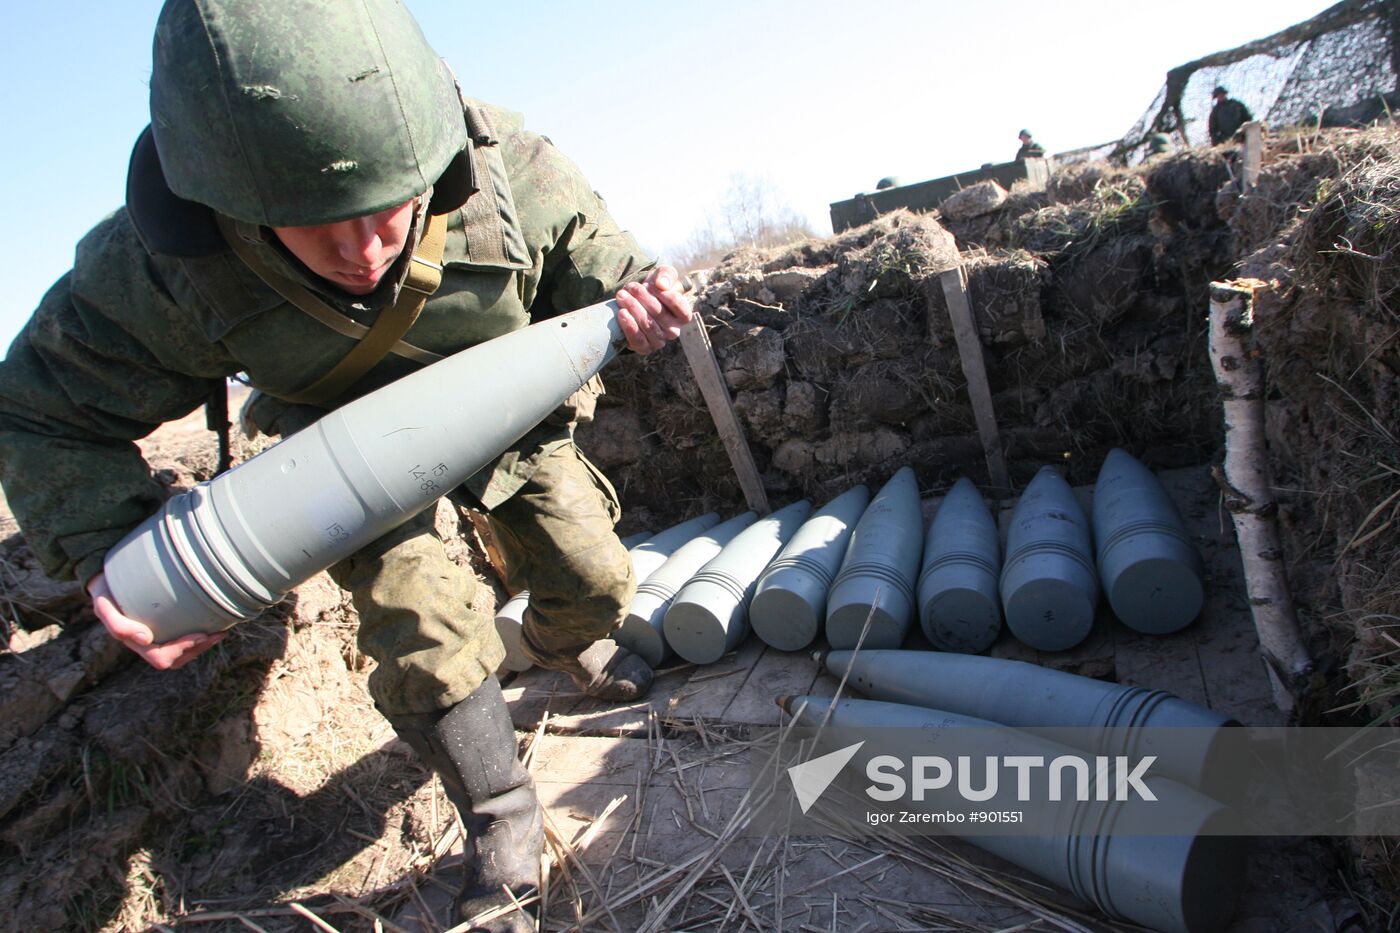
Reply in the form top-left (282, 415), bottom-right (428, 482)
top-left (1015, 140), bottom-right (1045, 161)
top-left (0, 99), bottom-right (653, 585)
top-left (1208, 98), bottom-right (1253, 145)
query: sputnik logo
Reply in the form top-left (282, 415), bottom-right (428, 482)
top-left (786, 741), bottom-right (865, 814)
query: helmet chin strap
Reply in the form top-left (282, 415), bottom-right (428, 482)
top-left (399, 191), bottom-right (438, 281)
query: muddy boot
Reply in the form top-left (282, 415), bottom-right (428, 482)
top-left (388, 678), bottom-right (542, 933)
top-left (521, 633), bottom-right (654, 702)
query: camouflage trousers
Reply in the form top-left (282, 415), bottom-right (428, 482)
top-left (327, 441), bottom-right (636, 717)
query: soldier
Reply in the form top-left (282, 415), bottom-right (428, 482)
top-left (0, 0), bottom-right (693, 930)
top-left (1015, 129), bottom-right (1046, 161)
top-left (1208, 86), bottom-right (1254, 145)
top-left (1147, 133), bottom-right (1173, 157)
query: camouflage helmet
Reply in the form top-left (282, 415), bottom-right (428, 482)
top-left (150, 0), bottom-right (471, 227)
top-left (1148, 133), bottom-right (1172, 153)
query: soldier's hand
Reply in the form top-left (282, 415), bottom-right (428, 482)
top-left (615, 265), bottom-right (693, 355)
top-left (87, 572), bottom-right (226, 671)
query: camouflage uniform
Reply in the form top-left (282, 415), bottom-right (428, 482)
top-left (0, 98), bottom-right (651, 716)
top-left (1015, 131), bottom-right (1046, 161)
top-left (1208, 96), bottom-right (1253, 145)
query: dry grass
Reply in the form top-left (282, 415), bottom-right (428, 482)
top-left (1339, 611), bottom-right (1400, 727)
top-left (1005, 175), bottom-right (1152, 259)
top-left (1293, 125), bottom-right (1400, 311)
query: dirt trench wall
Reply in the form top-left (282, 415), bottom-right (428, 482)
top-left (1230, 128), bottom-right (1400, 728)
top-left (580, 150), bottom-right (1238, 534)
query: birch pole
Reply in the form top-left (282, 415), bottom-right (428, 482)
top-left (1208, 280), bottom-right (1312, 712)
top-left (1240, 121), bottom-right (1264, 195)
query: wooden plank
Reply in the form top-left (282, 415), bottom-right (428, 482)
top-left (503, 668), bottom-right (579, 730)
top-left (1241, 121), bottom-right (1264, 194)
top-left (1114, 626), bottom-right (1210, 708)
top-left (664, 636), bottom-right (766, 722)
top-left (939, 265), bottom-right (1011, 494)
top-left (720, 643), bottom-right (822, 726)
top-left (678, 314), bottom-right (770, 514)
top-left (545, 665), bottom-right (697, 736)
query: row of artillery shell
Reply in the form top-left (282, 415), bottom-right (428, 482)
top-left (927, 452), bottom-right (1206, 655)
top-left (1003, 450), bottom-right (1205, 652)
top-left (499, 449), bottom-right (1204, 670)
top-left (787, 650), bottom-right (1242, 933)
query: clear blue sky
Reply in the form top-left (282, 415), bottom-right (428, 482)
top-left (0, 0), bottom-right (1330, 350)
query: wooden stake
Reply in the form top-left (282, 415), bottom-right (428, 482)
top-left (1241, 121), bottom-right (1264, 194)
top-left (1207, 280), bottom-right (1312, 711)
top-left (678, 314), bottom-right (771, 514)
top-left (939, 265), bottom-right (1011, 494)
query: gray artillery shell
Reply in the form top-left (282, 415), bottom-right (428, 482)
top-left (750, 485), bottom-right (870, 651)
top-left (819, 649), bottom-right (1237, 790)
top-left (1000, 466), bottom-right (1099, 651)
top-left (665, 500), bottom-right (814, 664)
top-left (825, 467), bottom-right (923, 649)
top-left (493, 590), bottom-right (533, 674)
top-left (918, 477), bottom-right (1002, 653)
top-left (495, 529), bottom-right (654, 674)
top-left (103, 300), bottom-right (629, 642)
top-left (614, 512), bottom-right (758, 667)
top-left (1094, 448), bottom-right (1205, 634)
top-left (782, 695), bottom-right (1244, 933)
top-left (628, 513), bottom-right (721, 585)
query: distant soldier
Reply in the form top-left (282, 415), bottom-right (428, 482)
top-left (1147, 133), bottom-right (1173, 157)
top-left (1208, 86), bottom-right (1254, 145)
top-left (876, 176), bottom-right (902, 190)
top-left (1015, 129), bottom-right (1046, 161)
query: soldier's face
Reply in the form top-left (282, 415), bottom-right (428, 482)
top-left (272, 198), bottom-right (416, 295)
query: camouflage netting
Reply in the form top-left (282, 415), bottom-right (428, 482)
top-left (1113, 0), bottom-right (1400, 164)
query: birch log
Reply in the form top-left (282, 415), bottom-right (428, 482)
top-left (1208, 280), bottom-right (1312, 712)
top-left (1241, 121), bottom-right (1264, 194)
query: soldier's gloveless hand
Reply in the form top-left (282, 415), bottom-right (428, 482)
top-left (87, 572), bottom-right (226, 670)
top-left (614, 265), bottom-right (693, 354)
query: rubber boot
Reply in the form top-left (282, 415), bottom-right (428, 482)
top-left (519, 625), bottom-right (655, 702)
top-left (389, 678), bottom-right (542, 933)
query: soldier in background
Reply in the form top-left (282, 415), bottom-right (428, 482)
top-left (1015, 129), bottom-right (1046, 161)
top-left (1208, 86), bottom-right (1254, 144)
top-left (1147, 133), bottom-right (1174, 157)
